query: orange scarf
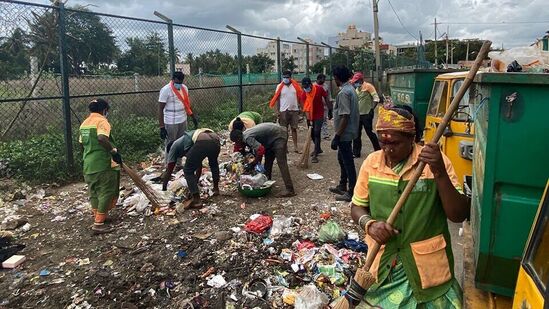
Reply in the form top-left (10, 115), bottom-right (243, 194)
top-left (269, 79), bottom-right (303, 109)
top-left (170, 81), bottom-right (193, 116)
top-left (302, 84), bottom-right (317, 116)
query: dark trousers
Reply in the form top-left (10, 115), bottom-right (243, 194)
top-left (338, 141), bottom-right (356, 194)
top-left (265, 139), bottom-right (294, 192)
top-left (353, 112), bottom-right (381, 156)
top-left (184, 138), bottom-right (220, 195)
top-left (311, 119), bottom-right (323, 155)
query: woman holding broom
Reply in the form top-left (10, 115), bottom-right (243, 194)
top-left (348, 104), bottom-right (469, 308)
top-left (79, 99), bottom-right (122, 234)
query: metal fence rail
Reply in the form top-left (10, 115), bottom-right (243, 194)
top-left (0, 0), bottom-right (422, 175)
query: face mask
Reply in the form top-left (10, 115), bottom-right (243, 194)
top-left (282, 78), bottom-right (290, 84)
top-left (103, 111), bottom-right (109, 118)
top-left (354, 82), bottom-right (361, 89)
top-left (174, 82), bottom-right (182, 90)
top-left (304, 87), bottom-right (312, 93)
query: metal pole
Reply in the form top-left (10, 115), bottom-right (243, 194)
top-left (57, 2), bottom-right (74, 171)
top-left (466, 40), bottom-right (470, 62)
top-left (227, 25), bottom-right (243, 113)
top-left (276, 37), bottom-right (282, 82)
top-left (373, 0), bottom-right (382, 88)
top-left (154, 11), bottom-right (175, 76)
top-left (322, 42), bottom-right (334, 97)
top-left (297, 37), bottom-right (310, 76)
top-left (445, 27), bottom-right (449, 69)
top-left (434, 18), bottom-right (438, 66)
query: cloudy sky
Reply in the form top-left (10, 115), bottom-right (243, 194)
top-left (22, 0), bottom-right (549, 53)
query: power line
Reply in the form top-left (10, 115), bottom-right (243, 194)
top-left (436, 21), bottom-right (549, 25)
top-left (386, 0), bottom-right (418, 41)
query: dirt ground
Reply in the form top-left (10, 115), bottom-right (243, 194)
top-left (0, 125), bottom-right (464, 309)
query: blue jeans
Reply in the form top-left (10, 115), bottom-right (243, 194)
top-left (337, 141), bottom-right (356, 194)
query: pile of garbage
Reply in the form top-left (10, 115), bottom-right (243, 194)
top-left (490, 46), bottom-right (549, 73)
top-left (214, 213), bottom-right (369, 307)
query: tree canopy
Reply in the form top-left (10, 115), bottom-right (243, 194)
top-left (117, 33), bottom-right (169, 76)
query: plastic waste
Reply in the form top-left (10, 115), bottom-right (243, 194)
top-left (507, 60), bottom-right (522, 72)
top-left (489, 46), bottom-right (549, 72)
top-left (207, 274), bottom-right (227, 288)
top-left (244, 215), bottom-right (273, 234)
top-left (318, 220), bottom-right (346, 243)
top-left (294, 284), bottom-right (329, 309)
top-left (270, 215), bottom-right (293, 237)
top-left (340, 239), bottom-right (368, 252)
top-left (239, 173), bottom-right (268, 188)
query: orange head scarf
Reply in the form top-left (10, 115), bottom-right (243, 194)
top-left (376, 104), bottom-right (416, 135)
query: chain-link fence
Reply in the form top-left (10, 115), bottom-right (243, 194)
top-left (0, 0), bottom-right (428, 181)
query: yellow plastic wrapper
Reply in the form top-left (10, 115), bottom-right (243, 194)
top-left (282, 289), bottom-right (297, 305)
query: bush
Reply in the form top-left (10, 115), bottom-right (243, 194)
top-left (0, 116), bottom-right (162, 184)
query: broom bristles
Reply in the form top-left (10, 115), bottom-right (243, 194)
top-left (331, 269), bottom-right (375, 309)
top-left (122, 163), bottom-right (162, 210)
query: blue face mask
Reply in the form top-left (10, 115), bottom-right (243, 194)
top-left (304, 87), bottom-right (312, 93)
top-left (354, 82), bottom-right (361, 89)
top-left (282, 78), bottom-right (290, 84)
top-left (174, 82), bottom-right (182, 90)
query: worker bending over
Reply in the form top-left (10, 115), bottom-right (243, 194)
top-left (162, 129), bottom-right (220, 209)
top-left (230, 123), bottom-right (296, 197)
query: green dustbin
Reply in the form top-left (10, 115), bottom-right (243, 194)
top-left (471, 72), bottom-right (549, 297)
top-left (387, 69), bottom-right (458, 128)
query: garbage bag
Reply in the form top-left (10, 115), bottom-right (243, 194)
top-left (507, 60), bottom-right (522, 72)
top-left (339, 239), bottom-right (368, 252)
top-left (318, 220), bottom-right (346, 243)
top-left (294, 284), bottom-right (329, 309)
top-left (244, 215), bottom-right (273, 234)
top-left (240, 174), bottom-right (268, 188)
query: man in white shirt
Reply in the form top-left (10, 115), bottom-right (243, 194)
top-left (272, 70), bottom-right (302, 153)
top-left (158, 72), bottom-right (198, 163)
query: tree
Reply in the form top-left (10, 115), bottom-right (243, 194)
top-left (244, 53), bottom-right (275, 73)
top-left (184, 49), bottom-right (237, 75)
top-left (281, 55), bottom-right (297, 72)
top-left (117, 32), bottom-right (169, 76)
top-left (0, 28), bottom-right (30, 79)
top-left (28, 6), bottom-right (119, 75)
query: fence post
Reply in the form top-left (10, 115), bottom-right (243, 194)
top-left (276, 37), bottom-right (282, 82)
top-left (57, 2), bottom-right (74, 171)
top-left (154, 11), bottom-right (175, 76)
top-left (321, 42), bottom-right (334, 97)
top-left (226, 25), bottom-right (243, 113)
top-left (297, 37), bottom-right (309, 76)
top-left (167, 21), bottom-right (175, 76)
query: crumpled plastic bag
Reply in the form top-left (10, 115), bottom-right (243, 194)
top-left (318, 220), bottom-right (346, 243)
top-left (244, 215), bottom-right (273, 234)
top-left (294, 284), bottom-right (329, 309)
top-left (270, 215), bottom-right (293, 237)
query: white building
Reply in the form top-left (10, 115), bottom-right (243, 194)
top-left (257, 40), bottom-right (292, 72)
top-left (337, 25), bottom-right (372, 50)
top-left (292, 38), bottom-right (324, 73)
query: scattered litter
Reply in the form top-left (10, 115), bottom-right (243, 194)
top-left (244, 215), bottom-right (273, 234)
top-left (294, 284), bottom-right (330, 309)
top-left (78, 258), bottom-right (91, 266)
top-left (103, 260), bottom-right (114, 267)
top-left (318, 220), bottom-right (346, 243)
top-left (242, 279), bottom-right (267, 299)
top-left (207, 274), bottom-right (227, 288)
top-left (177, 250), bottom-right (187, 258)
top-left (270, 215), bottom-right (293, 237)
top-left (306, 173), bottom-right (324, 180)
top-left (2, 255), bottom-right (26, 268)
top-left (51, 215), bottom-right (67, 222)
top-left (39, 269), bottom-right (50, 276)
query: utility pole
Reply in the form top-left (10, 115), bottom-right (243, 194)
top-left (445, 26), bottom-right (449, 69)
top-left (450, 40), bottom-right (453, 65)
top-left (434, 18), bottom-right (438, 66)
top-left (373, 0), bottom-right (381, 88)
top-left (466, 40), bottom-right (470, 62)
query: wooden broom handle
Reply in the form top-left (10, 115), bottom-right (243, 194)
top-left (363, 41), bottom-right (492, 271)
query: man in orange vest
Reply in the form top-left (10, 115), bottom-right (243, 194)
top-left (158, 72), bottom-right (198, 164)
top-left (269, 70), bottom-right (303, 153)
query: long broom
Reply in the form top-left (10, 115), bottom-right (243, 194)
top-left (122, 163), bottom-right (162, 211)
top-left (332, 40), bottom-right (492, 308)
top-left (299, 126), bottom-right (313, 168)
